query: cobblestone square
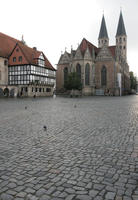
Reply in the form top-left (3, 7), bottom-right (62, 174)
top-left (0, 96), bottom-right (138, 200)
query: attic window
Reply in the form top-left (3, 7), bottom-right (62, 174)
top-left (18, 56), bottom-right (22, 62)
top-left (13, 57), bottom-right (16, 62)
top-left (16, 48), bottom-right (19, 52)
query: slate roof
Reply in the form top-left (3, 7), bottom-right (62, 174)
top-left (116, 11), bottom-right (126, 36)
top-left (0, 32), bottom-right (55, 70)
top-left (98, 15), bottom-right (109, 39)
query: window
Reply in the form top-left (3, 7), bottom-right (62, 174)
top-left (76, 63), bottom-right (81, 81)
top-left (124, 46), bottom-right (126, 49)
top-left (13, 57), bottom-right (16, 62)
top-left (16, 48), bottom-right (19, 52)
top-left (85, 63), bottom-right (90, 85)
top-left (123, 38), bottom-right (125, 42)
top-left (101, 66), bottom-right (107, 86)
top-left (119, 37), bottom-right (122, 43)
top-left (18, 56), bottom-right (22, 62)
top-left (46, 88), bottom-right (51, 92)
top-left (4, 60), bottom-right (8, 66)
top-left (0, 71), bottom-right (1, 80)
top-left (64, 67), bottom-right (68, 85)
top-left (39, 88), bottom-right (41, 92)
top-left (120, 46), bottom-right (122, 49)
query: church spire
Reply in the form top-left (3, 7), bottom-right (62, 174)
top-left (98, 15), bottom-right (109, 48)
top-left (116, 11), bottom-right (126, 36)
top-left (116, 11), bottom-right (127, 60)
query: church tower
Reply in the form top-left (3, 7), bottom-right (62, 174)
top-left (98, 15), bottom-right (109, 48)
top-left (116, 11), bottom-right (127, 60)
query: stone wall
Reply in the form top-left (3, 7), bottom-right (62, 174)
top-left (0, 57), bottom-right (8, 86)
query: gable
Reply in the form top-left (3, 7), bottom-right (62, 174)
top-left (8, 44), bottom-right (28, 65)
top-left (84, 47), bottom-right (92, 60)
top-left (39, 53), bottom-right (44, 60)
top-left (58, 52), bottom-right (70, 64)
top-left (96, 46), bottom-right (113, 61)
top-left (74, 47), bottom-right (83, 60)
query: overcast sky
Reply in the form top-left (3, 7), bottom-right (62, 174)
top-left (1, 0), bottom-right (138, 76)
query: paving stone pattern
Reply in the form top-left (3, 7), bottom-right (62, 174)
top-left (0, 96), bottom-right (138, 200)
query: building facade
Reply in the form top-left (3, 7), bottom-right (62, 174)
top-left (56, 12), bottom-right (130, 96)
top-left (0, 33), bottom-right (56, 97)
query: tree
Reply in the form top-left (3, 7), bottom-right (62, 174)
top-left (129, 71), bottom-right (137, 90)
top-left (64, 72), bottom-right (82, 90)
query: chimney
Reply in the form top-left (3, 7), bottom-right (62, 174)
top-left (33, 47), bottom-right (37, 51)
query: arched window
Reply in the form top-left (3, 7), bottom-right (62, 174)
top-left (76, 63), bottom-right (81, 81)
top-left (101, 66), bottom-right (107, 86)
top-left (64, 67), bottom-right (68, 84)
top-left (85, 63), bottom-right (90, 85)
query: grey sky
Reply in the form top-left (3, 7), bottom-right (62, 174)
top-left (1, 0), bottom-right (138, 76)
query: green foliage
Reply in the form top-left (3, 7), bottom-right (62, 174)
top-left (64, 72), bottom-right (82, 90)
top-left (129, 71), bottom-right (137, 90)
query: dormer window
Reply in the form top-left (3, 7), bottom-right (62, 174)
top-left (38, 53), bottom-right (45, 66)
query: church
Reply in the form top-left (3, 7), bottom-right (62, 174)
top-left (56, 11), bottom-right (130, 96)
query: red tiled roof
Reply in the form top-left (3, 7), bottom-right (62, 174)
top-left (108, 46), bottom-right (116, 57)
top-left (0, 32), bottom-right (55, 71)
top-left (79, 38), bottom-right (116, 58)
top-left (79, 38), bottom-right (99, 56)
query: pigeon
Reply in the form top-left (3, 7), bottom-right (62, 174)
top-left (43, 126), bottom-right (47, 131)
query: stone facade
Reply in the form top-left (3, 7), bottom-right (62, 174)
top-left (56, 12), bottom-right (130, 96)
top-left (0, 57), bottom-right (8, 86)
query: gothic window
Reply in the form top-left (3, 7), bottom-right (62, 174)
top-left (101, 66), bottom-right (107, 86)
top-left (64, 67), bottom-right (68, 84)
top-left (85, 63), bottom-right (90, 85)
top-left (76, 63), bottom-right (81, 81)
top-left (119, 37), bottom-right (122, 43)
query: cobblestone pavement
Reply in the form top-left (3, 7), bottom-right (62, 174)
top-left (0, 96), bottom-right (138, 200)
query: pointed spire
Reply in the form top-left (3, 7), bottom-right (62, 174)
top-left (116, 11), bottom-right (126, 36)
top-left (98, 15), bottom-right (109, 39)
